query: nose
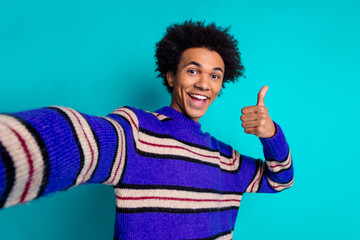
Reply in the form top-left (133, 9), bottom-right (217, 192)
top-left (194, 74), bottom-right (210, 91)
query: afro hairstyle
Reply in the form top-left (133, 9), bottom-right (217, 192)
top-left (155, 20), bottom-right (245, 94)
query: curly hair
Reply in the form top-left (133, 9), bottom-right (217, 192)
top-left (155, 20), bottom-right (245, 93)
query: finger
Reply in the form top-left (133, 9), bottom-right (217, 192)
top-left (244, 127), bottom-right (257, 135)
top-left (241, 106), bottom-right (254, 114)
top-left (241, 120), bottom-right (259, 129)
top-left (241, 113), bottom-right (259, 122)
top-left (241, 105), bottom-right (267, 114)
top-left (257, 86), bottom-right (269, 106)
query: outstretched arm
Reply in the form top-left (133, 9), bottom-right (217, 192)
top-left (0, 106), bottom-right (130, 208)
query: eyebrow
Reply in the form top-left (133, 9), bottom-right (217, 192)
top-left (185, 61), bottom-right (224, 73)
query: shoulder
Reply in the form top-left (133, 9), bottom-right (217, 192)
top-left (108, 106), bottom-right (171, 131)
top-left (207, 134), bottom-right (234, 157)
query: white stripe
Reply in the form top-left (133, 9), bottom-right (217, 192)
top-left (214, 231), bottom-right (233, 240)
top-left (101, 117), bottom-right (126, 185)
top-left (0, 115), bottom-right (44, 207)
top-left (113, 108), bottom-right (139, 136)
top-left (115, 188), bottom-right (242, 210)
top-left (113, 107), bottom-right (241, 172)
top-left (138, 132), bottom-right (240, 170)
top-left (245, 160), bottom-right (265, 193)
top-left (145, 110), bottom-right (171, 121)
top-left (52, 107), bottom-right (99, 185)
top-left (267, 177), bottom-right (294, 192)
top-left (266, 151), bottom-right (292, 173)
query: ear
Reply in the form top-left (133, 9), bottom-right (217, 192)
top-left (166, 71), bottom-right (175, 88)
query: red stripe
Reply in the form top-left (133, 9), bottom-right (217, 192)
top-left (110, 123), bottom-right (124, 184)
top-left (116, 195), bottom-right (241, 203)
top-left (116, 108), bottom-right (237, 167)
top-left (250, 161), bottom-right (263, 192)
top-left (139, 139), bottom-right (237, 166)
top-left (139, 139), bottom-right (218, 159)
top-left (116, 109), bottom-right (139, 130)
top-left (268, 156), bottom-right (291, 168)
top-left (6, 125), bottom-right (34, 203)
top-left (272, 179), bottom-right (293, 189)
top-left (67, 108), bottom-right (95, 184)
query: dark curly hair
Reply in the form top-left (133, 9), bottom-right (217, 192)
top-left (155, 20), bottom-right (245, 93)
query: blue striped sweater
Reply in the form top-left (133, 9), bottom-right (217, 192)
top-left (0, 106), bottom-right (293, 239)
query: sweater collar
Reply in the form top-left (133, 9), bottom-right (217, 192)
top-left (155, 106), bottom-right (203, 134)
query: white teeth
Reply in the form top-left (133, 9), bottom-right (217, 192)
top-left (189, 94), bottom-right (208, 100)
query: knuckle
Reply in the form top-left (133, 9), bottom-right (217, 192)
top-left (259, 106), bottom-right (267, 113)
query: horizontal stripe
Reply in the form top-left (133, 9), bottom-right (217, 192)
top-left (267, 177), bottom-right (294, 192)
top-left (115, 188), bottom-right (241, 211)
top-left (112, 107), bottom-right (241, 172)
top-left (117, 195), bottom-right (240, 203)
top-left (116, 206), bottom-right (239, 214)
top-left (139, 127), bottom-right (233, 158)
top-left (113, 108), bottom-right (233, 157)
top-left (116, 188), bottom-right (241, 200)
top-left (135, 148), bottom-right (242, 174)
top-left (266, 151), bottom-right (292, 173)
top-left (138, 132), bottom-right (238, 167)
top-left (120, 183), bottom-right (243, 195)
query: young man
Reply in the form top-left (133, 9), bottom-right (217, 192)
top-left (0, 21), bottom-right (293, 239)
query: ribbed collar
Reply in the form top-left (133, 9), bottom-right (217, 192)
top-left (155, 106), bottom-right (203, 134)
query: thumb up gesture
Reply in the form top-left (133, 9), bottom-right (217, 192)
top-left (240, 86), bottom-right (276, 138)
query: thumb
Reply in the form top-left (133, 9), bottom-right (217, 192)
top-left (257, 86), bottom-right (269, 106)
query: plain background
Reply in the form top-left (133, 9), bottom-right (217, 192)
top-left (0, 0), bottom-right (359, 239)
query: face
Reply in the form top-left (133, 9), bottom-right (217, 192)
top-left (166, 47), bottom-right (225, 122)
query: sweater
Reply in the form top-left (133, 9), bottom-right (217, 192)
top-left (0, 106), bottom-right (294, 239)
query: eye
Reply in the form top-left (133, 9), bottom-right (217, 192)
top-left (211, 74), bottom-right (220, 79)
top-left (188, 69), bottom-right (198, 75)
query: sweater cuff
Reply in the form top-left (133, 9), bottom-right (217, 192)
top-left (259, 122), bottom-right (289, 160)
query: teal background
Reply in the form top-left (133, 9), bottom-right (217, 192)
top-left (0, 0), bottom-right (359, 239)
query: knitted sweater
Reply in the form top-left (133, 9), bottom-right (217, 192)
top-left (0, 106), bottom-right (293, 239)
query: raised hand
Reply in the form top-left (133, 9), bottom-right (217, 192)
top-left (240, 86), bottom-right (276, 138)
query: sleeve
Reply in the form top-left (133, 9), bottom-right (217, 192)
top-left (240, 122), bottom-right (294, 193)
top-left (0, 106), bottom-right (131, 209)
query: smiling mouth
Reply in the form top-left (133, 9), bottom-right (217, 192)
top-left (188, 93), bottom-right (209, 108)
top-left (188, 93), bottom-right (209, 100)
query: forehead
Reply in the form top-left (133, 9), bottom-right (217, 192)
top-left (179, 47), bottom-right (225, 70)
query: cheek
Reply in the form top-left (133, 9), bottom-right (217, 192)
top-left (213, 83), bottom-right (222, 96)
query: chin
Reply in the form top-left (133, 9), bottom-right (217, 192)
top-left (186, 108), bottom-right (207, 121)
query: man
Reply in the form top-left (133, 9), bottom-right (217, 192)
top-left (0, 20), bottom-right (293, 239)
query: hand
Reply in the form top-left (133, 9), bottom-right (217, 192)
top-left (240, 86), bottom-right (276, 138)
